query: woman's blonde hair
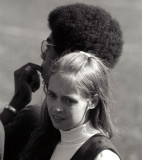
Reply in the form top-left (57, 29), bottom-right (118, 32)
top-left (51, 51), bottom-right (114, 137)
top-left (20, 51), bottom-right (116, 160)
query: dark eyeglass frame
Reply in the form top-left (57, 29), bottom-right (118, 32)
top-left (42, 80), bottom-right (48, 96)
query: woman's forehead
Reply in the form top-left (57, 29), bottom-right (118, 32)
top-left (48, 74), bottom-right (78, 93)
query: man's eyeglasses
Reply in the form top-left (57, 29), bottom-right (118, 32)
top-left (41, 40), bottom-right (57, 53)
top-left (42, 80), bottom-right (48, 96)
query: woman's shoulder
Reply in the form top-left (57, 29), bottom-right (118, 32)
top-left (95, 149), bottom-right (120, 160)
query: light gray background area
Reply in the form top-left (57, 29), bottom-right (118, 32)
top-left (0, 0), bottom-right (142, 160)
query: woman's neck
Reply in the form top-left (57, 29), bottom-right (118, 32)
top-left (59, 121), bottom-right (100, 144)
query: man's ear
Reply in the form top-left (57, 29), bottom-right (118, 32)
top-left (88, 94), bottom-right (99, 110)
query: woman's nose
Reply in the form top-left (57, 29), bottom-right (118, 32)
top-left (53, 100), bottom-right (64, 112)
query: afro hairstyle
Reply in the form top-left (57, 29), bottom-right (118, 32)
top-left (48, 3), bottom-right (123, 68)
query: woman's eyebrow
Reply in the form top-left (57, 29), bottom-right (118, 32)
top-left (62, 95), bottom-right (78, 103)
top-left (47, 89), bottom-right (54, 93)
top-left (47, 89), bottom-right (78, 102)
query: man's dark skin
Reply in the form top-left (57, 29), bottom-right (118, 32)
top-left (0, 34), bottom-right (58, 160)
top-left (1, 63), bottom-right (42, 124)
top-left (0, 63), bottom-right (43, 160)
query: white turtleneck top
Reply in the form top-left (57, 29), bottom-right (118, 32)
top-left (50, 122), bottom-right (120, 160)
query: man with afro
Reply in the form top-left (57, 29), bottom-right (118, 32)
top-left (48, 3), bottom-right (123, 68)
top-left (0, 3), bottom-right (123, 160)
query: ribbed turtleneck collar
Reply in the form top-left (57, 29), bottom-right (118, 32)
top-left (60, 121), bottom-right (100, 144)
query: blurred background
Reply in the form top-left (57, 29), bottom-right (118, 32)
top-left (0, 0), bottom-right (142, 159)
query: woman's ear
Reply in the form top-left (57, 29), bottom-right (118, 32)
top-left (88, 94), bottom-right (99, 110)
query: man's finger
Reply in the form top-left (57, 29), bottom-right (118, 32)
top-left (20, 63), bottom-right (42, 73)
top-left (25, 63), bottom-right (42, 73)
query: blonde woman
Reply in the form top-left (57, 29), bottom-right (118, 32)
top-left (21, 52), bottom-right (120, 160)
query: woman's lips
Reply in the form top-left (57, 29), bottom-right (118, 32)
top-left (52, 115), bottom-right (65, 122)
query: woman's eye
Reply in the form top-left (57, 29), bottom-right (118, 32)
top-left (63, 98), bottom-right (75, 104)
top-left (47, 91), bottom-right (56, 98)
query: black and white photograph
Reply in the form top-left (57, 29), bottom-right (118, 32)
top-left (0, 0), bottom-right (142, 160)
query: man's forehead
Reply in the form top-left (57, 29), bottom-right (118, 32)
top-left (47, 33), bottom-right (53, 43)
